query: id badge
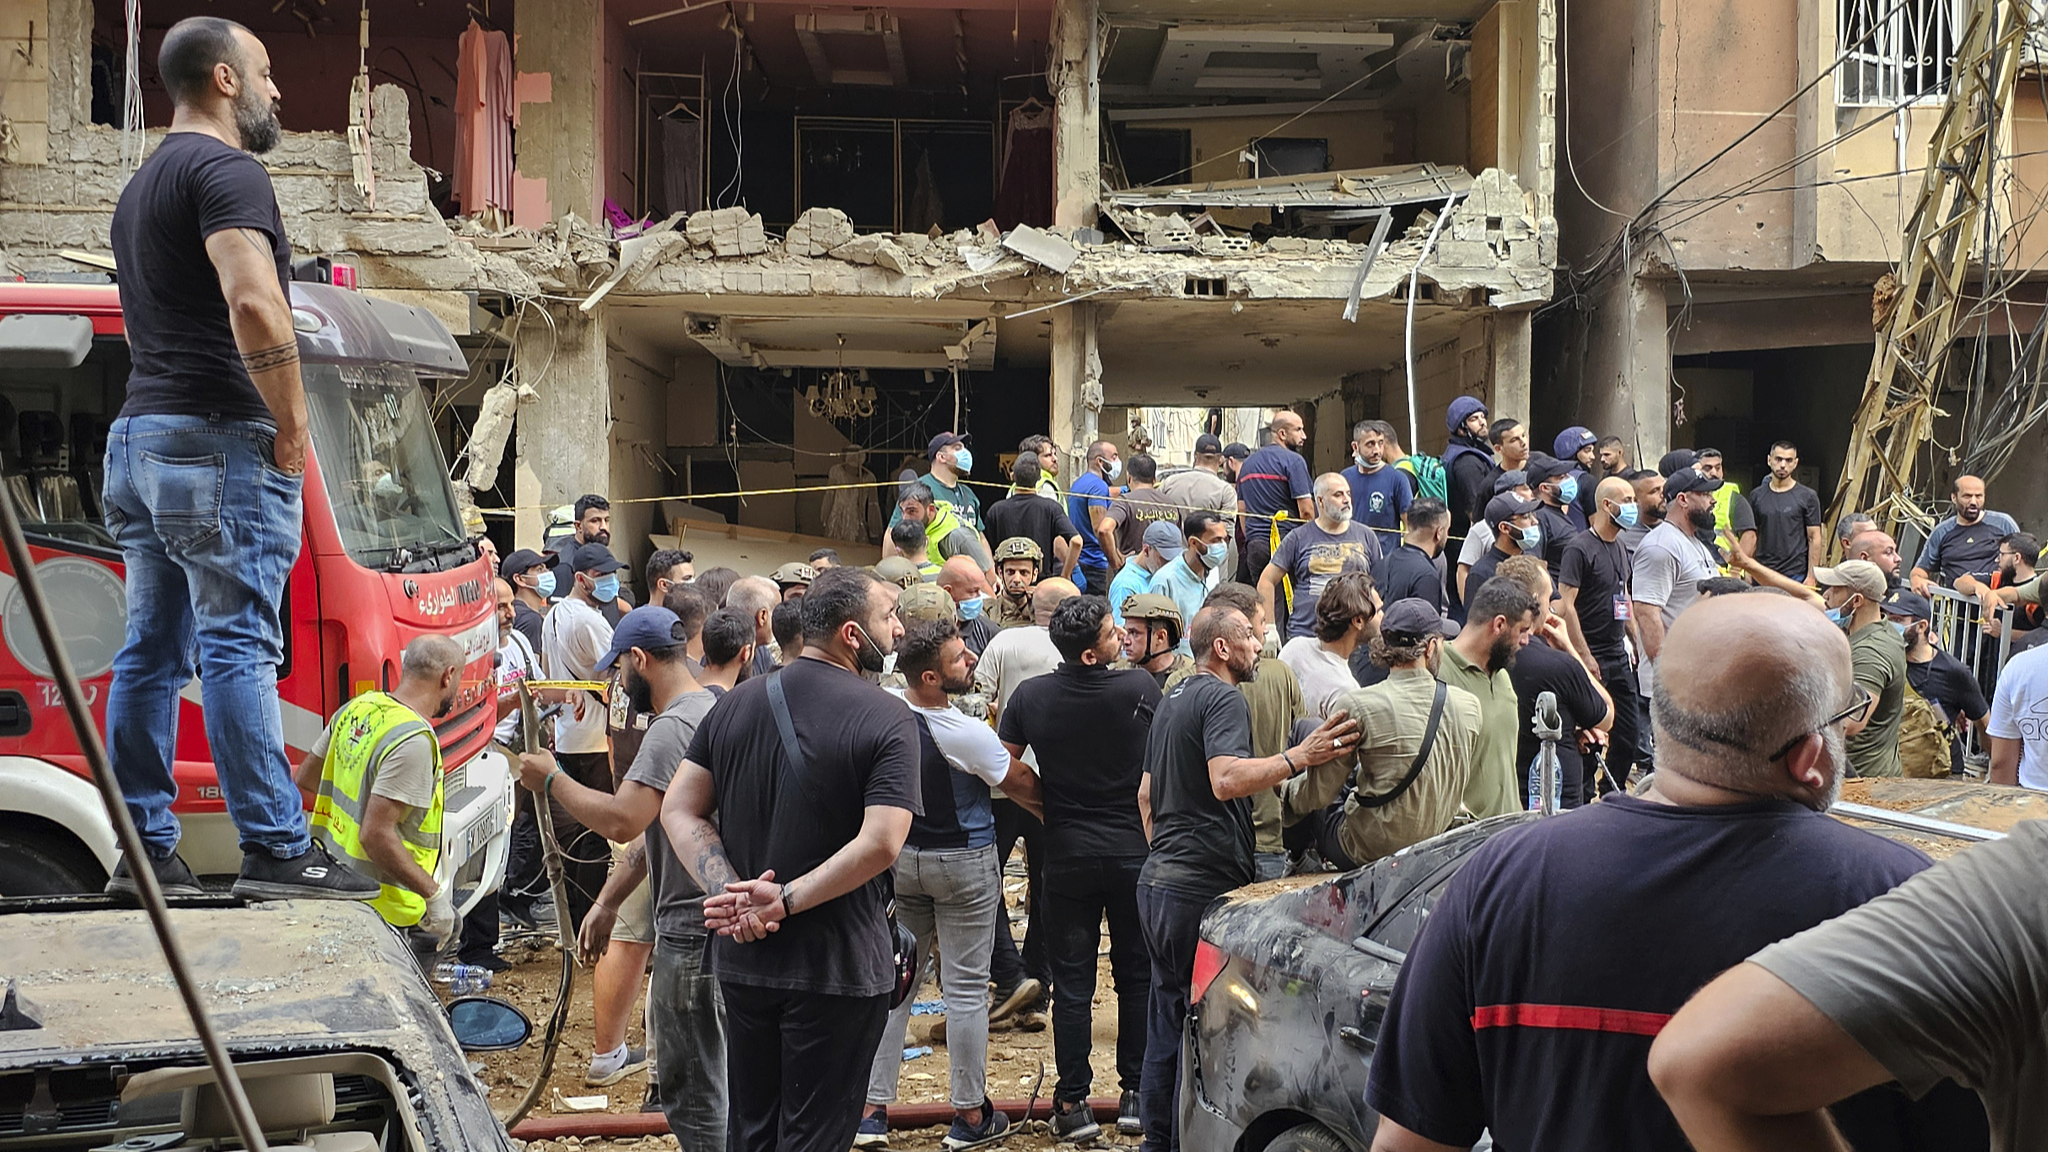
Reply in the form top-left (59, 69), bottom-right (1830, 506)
top-left (1613, 595), bottom-right (1632, 621)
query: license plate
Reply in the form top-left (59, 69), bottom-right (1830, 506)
top-left (457, 798), bottom-right (506, 861)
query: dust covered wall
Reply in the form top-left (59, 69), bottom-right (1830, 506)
top-left (1381, 335), bottom-right (1469, 456)
top-left (606, 317), bottom-right (674, 586)
top-left (1179, 110), bottom-right (1410, 184)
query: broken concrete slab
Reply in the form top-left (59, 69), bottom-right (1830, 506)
top-left (785, 207), bottom-right (857, 257)
top-left (828, 234), bottom-right (914, 274)
top-left (1000, 225), bottom-right (1080, 274)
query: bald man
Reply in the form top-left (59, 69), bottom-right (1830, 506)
top-left (1843, 529), bottom-right (1902, 586)
top-left (936, 553), bottom-right (999, 654)
top-left (1912, 473), bottom-right (2018, 594)
top-left (1365, 594), bottom-right (1983, 1152)
top-left (1235, 410), bottom-right (1317, 584)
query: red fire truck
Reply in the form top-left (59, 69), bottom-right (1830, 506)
top-left (0, 277), bottom-right (512, 909)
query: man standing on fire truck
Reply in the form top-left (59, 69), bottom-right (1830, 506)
top-left (102, 15), bottom-right (377, 901)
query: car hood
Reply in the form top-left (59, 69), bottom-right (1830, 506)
top-left (0, 901), bottom-right (446, 1068)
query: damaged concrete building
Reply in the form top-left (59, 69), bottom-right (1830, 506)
top-left (0, 0), bottom-right (1554, 577)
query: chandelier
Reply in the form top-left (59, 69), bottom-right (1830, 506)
top-left (805, 336), bottom-right (876, 422)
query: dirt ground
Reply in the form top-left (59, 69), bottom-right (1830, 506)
top-left (479, 874), bottom-right (1142, 1152)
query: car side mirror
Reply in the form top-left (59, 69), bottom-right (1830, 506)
top-left (447, 996), bottom-right (532, 1051)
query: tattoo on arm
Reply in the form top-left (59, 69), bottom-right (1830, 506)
top-left (241, 341), bottom-right (301, 374)
top-left (782, 878), bottom-right (802, 916)
top-left (687, 822), bottom-right (739, 892)
top-left (622, 840), bottom-right (646, 870)
top-left (239, 228), bottom-right (273, 258)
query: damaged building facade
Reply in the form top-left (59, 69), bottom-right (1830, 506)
top-left (0, 0), bottom-right (1554, 576)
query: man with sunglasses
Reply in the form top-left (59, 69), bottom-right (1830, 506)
top-left (1364, 593), bottom-right (1985, 1152)
top-left (1815, 559), bottom-right (1906, 779)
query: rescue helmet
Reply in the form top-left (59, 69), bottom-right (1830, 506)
top-left (1121, 592), bottom-right (1184, 648)
top-left (873, 556), bottom-right (923, 589)
top-left (993, 536), bottom-right (1044, 566)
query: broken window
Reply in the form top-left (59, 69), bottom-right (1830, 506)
top-left (1839, 0), bottom-right (1958, 105)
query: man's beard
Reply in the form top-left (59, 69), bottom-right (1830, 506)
top-left (1641, 502), bottom-right (1665, 526)
top-left (1797, 728), bottom-right (1847, 812)
top-left (1323, 505), bottom-right (1353, 526)
top-left (1687, 506), bottom-right (1718, 531)
top-left (2001, 562), bottom-right (2018, 583)
top-left (583, 528), bottom-right (611, 546)
top-left (235, 89), bottom-right (283, 154)
top-left (1230, 648), bottom-right (1260, 681)
top-left (433, 685), bottom-right (458, 719)
top-left (852, 623), bottom-right (888, 674)
top-left (624, 665), bottom-right (657, 715)
top-left (940, 670), bottom-right (975, 695)
top-left (1959, 507), bottom-right (1982, 524)
top-left (1424, 646), bottom-right (1442, 677)
top-left (1487, 634), bottom-right (1519, 672)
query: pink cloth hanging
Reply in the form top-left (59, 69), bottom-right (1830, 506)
top-left (454, 19), bottom-right (515, 218)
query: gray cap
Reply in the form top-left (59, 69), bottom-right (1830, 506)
top-left (1142, 520), bottom-right (1185, 559)
top-left (1380, 597), bottom-right (1456, 639)
top-left (1492, 469), bottom-right (1530, 495)
top-left (1485, 493), bottom-right (1541, 524)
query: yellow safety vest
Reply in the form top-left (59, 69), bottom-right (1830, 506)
top-left (310, 692), bottom-right (444, 927)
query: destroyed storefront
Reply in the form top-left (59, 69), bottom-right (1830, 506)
top-left (0, 0), bottom-right (1555, 585)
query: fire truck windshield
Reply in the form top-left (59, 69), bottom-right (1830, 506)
top-left (304, 362), bottom-right (468, 572)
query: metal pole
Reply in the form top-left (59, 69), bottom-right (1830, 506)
top-left (1532, 691), bottom-right (1561, 816)
top-left (0, 493), bottom-right (270, 1152)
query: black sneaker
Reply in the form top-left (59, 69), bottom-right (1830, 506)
top-left (231, 842), bottom-right (381, 901)
top-left (989, 977), bottom-right (1043, 1024)
top-left (1049, 1100), bottom-right (1100, 1143)
top-left (942, 1100), bottom-right (1010, 1150)
top-left (104, 851), bottom-right (204, 899)
top-left (1117, 1090), bottom-right (1142, 1136)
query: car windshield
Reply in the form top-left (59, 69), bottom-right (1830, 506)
top-left (305, 362), bottom-right (467, 571)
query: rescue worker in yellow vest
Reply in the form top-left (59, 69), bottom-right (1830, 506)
top-left (294, 634), bottom-right (464, 953)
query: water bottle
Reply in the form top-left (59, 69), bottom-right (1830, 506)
top-left (433, 963), bottom-right (493, 994)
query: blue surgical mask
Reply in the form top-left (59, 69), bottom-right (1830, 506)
top-left (958, 595), bottom-right (985, 621)
top-left (1556, 475), bottom-right (1579, 505)
top-left (1203, 541), bottom-right (1229, 569)
top-left (1891, 620), bottom-right (1909, 638)
top-left (952, 448), bottom-right (974, 474)
top-left (592, 574), bottom-right (620, 603)
top-left (1518, 523), bottom-right (1543, 552)
top-left (1105, 459), bottom-right (1123, 481)
top-left (1354, 452), bottom-right (1382, 472)
top-left (531, 570), bottom-right (557, 598)
top-left (1824, 605), bottom-right (1849, 627)
top-left (1613, 501), bottom-right (1640, 529)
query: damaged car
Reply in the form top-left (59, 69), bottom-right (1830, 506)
top-left (0, 897), bottom-right (528, 1151)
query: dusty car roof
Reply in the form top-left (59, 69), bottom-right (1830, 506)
top-left (0, 900), bottom-right (442, 1067)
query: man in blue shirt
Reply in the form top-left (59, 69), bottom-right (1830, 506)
top-left (1344, 418), bottom-right (1413, 550)
top-left (1910, 473), bottom-right (2018, 594)
top-left (1151, 511), bottom-right (1231, 655)
top-left (1234, 411), bottom-right (1315, 589)
top-left (1068, 439), bottom-right (1122, 598)
top-left (1109, 521), bottom-right (1182, 624)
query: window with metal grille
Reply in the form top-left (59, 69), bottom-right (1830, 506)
top-left (1839, 0), bottom-right (1959, 105)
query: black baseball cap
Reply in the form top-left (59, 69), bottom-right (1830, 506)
top-left (1194, 433), bottom-right (1224, 456)
top-left (1882, 588), bottom-right (1933, 621)
top-left (500, 548), bottom-right (555, 580)
top-left (1485, 493), bottom-right (1542, 523)
top-left (571, 542), bottom-right (623, 574)
top-left (1223, 442), bottom-right (1252, 461)
top-left (1525, 453), bottom-right (1574, 482)
top-left (1658, 449), bottom-right (1697, 477)
top-left (1492, 469), bottom-right (1530, 495)
top-left (1663, 467), bottom-right (1724, 496)
top-left (595, 605), bottom-right (688, 672)
top-left (927, 431), bottom-right (972, 459)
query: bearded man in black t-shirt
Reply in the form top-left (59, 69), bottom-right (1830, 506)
top-left (661, 566), bottom-right (922, 1152)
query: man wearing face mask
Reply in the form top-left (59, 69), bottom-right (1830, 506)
top-left (1368, 594), bottom-right (1982, 1152)
top-left (1468, 492), bottom-right (1543, 600)
top-left (936, 555), bottom-right (1000, 655)
top-left (1151, 512), bottom-right (1234, 655)
top-left (1631, 468), bottom-right (1721, 711)
top-left (540, 542), bottom-right (623, 929)
top-left (502, 548), bottom-right (556, 648)
top-left (1259, 473), bottom-right (1384, 642)
top-left (1554, 426), bottom-right (1601, 524)
top-left (1069, 440), bottom-right (1125, 597)
top-left (552, 496), bottom-right (635, 620)
top-left (1107, 524), bottom-right (1177, 627)
top-left (1814, 559), bottom-right (1905, 779)
top-left (1343, 419), bottom-right (1414, 548)
top-left (1883, 589), bottom-right (1989, 774)
top-left (1561, 477), bottom-right (1644, 791)
top-left (295, 635), bottom-right (467, 963)
top-left (1526, 453), bottom-right (1585, 579)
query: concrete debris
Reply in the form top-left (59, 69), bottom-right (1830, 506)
top-left (785, 207), bottom-right (857, 257)
top-left (1000, 224), bottom-right (1080, 273)
top-left (1144, 214), bottom-right (1197, 250)
top-left (829, 234), bottom-right (914, 274)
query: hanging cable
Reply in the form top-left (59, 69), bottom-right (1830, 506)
top-left (120, 0), bottom-right (143, 173)
top-left (1404, 191), bottom-right (1458, 454)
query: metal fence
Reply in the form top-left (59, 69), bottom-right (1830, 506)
top-left (1926, 584), bottom-right (2013, 762)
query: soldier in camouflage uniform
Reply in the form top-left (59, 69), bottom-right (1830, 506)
top-left (991, 537), bottom-right (1044, 631)
top-left (1116, 593), bottom-right (1195, 687)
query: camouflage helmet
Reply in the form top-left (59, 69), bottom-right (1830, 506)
top-left (1121, 592), bottom-right (1184, 647)
top-left (897, 582), bottom-right (957, 626)
top-left (771, 561), bottom-right (816, 588)
top-left (873, 556), bottom-right (923, 589)
top-left (993, 536), bottom-right (1044, 566)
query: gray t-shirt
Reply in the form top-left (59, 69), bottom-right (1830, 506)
top-left (1750, 821), bottom-right (2048, 1150)
top-left (623, 689), bottom-right (720, 942)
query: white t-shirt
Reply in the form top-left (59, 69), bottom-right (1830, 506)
top-left (973, 625), bottom-right (1063, 714)
top-left (1629, 519), bottom-right (1716, 700)
top-left (541, 596), bottom-right (614, 754)
top-left (1458, 519), bottom-right (1494, 569)
top-left (889, 690), bottom-right (1011, 787)
top-left (1988, 645), bottom-right (2048, 790)
top-left (493, 629), bottom-right (538, 745)
top-left (1279, 635), bottom-right (1359, 719)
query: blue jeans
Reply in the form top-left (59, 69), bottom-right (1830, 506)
top-left (1137, 883), bottom-right (1217, 1152)
top-left (102, 414), bottom-right (308, 860)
